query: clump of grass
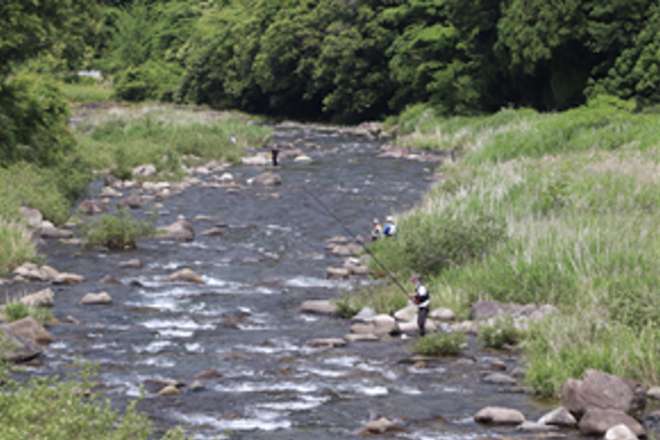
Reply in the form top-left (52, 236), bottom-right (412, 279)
top-left (336, 284), bottom-right (409, 317)
top-left (83, 210), bottom-right (154, 250)
top-left (58, 80), bottom-right (114, 104)
top-left (413, 332), bottom-right (465, 356)
top-left (3, 302), bottom-right (29, 322)
top-left (0, 219), bottom-right (37, 276)
top-left (479, 318), bottom-right (526, 350)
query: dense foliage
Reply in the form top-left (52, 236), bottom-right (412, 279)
top-left (95, 0), bottom-right (660, 121)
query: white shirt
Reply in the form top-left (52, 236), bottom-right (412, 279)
top-left (415, 284), bottom-right (430, 309)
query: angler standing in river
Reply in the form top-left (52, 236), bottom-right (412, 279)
top-left (410, 274), bottom-right (430, 337)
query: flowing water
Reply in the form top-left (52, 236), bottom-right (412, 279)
top-left (12, 124), bottom-right (560, 439)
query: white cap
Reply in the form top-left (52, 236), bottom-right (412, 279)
top-left (386, 216), bottom-right (394, 222)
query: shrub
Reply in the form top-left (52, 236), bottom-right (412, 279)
top-left (413, 332), bottom-right (465, 356)
top-left (479, 318), bottom-right (526, 350)
top-left (336, 284), bottom-right (409, 317)
top-left (114, 62), bottom-right (181, 102)
top-left (83, 210), bottom-right (154, 250)
top-left (3, 302), bottom-right (29, 322)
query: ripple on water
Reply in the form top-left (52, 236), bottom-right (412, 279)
top-left (213, 381), bottom-right (319, 394)
top-left (254, 394), bottom-right (329, 412)
top-left (171, 411), bottom-right (291, 433)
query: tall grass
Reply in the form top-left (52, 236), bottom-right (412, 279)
top-left (0, 219), bottom-right (37, 276)
top-left (359, 96), bottom-right (660, 396)
top-left (58, 81), bottom-right (114, 104)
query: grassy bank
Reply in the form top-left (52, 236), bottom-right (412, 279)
top-left (0, 103), bottom-right (271, 275)
top-left (350, 97), bottom-right (660, 397)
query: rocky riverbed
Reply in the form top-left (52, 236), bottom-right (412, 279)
top-left (2, 121), bottom-right (656, 439)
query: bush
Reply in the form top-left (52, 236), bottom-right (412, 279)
top-left (479, 318), bottom-right (526, 350)
top-left (83, 210), bottom-right (154, 250)
top-left (3, 302), bottom-right (29, 322)
top-left (114, 62), bottom-right (181, 102)
top-left (336, 284), bottom-right (409, 317)
top-left (413, 332), bottom-right (465, 356)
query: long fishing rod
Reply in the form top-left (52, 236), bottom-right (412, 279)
top-left (299, 186), bottom-right (410, 296)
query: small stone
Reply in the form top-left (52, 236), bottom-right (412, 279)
top-left (482, 357), bottom-right (507, 371)
top-left (120, 194), bottom-right (144, 209)
top-left (241, 154), bottom-right (269, 166)
top-left (100, 187), bottom-right (122, 198)
top-left (605, 424), bottom-right (639, 440)
top-left (251, 172), bottom-right (282, 186)
top-left (158, 218), bottom-right (195, 241)
top-left (474, 406), bottom-right (525, 425)
top-left (158, 385), bottom-right (180, 396)
top-left (483, 372), bottom-right (517, 385)
top-left (294, 155), bottom-right (312, 162)
top-left (219, 172), bottom-right (234, 182)
top-left (538, 406), bottom-right (577, 427)
top-left (167, 268), bottom-right (204, 284)
top-left (80, 292), bottom-right (112, 305)
top-left (20, 288), bottom-right (54, 308)
top-left (100, 275), bottom-right (121, 284)
top-left (119, 258), bottom-right (143, 269)
top-left (189, 381), bottom-right (205, 392)
top-left (326, 267), bottom-right (349, 279)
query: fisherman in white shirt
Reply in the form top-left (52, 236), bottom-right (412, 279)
top-left (383, 216), bottom-right (397, 237)
top-left (409, 274), bottom-right (430, 336)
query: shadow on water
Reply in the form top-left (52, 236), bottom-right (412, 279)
top-left (5, 124), bottom-right (570, 439)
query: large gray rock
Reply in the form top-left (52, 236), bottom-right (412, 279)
top-left (0, 325), bottom-right (42, 362)
top-left (7, 317), bottom-right (53, 345)
top-left (20, 288), bottom-right (55, 308)
top-left (352, 307), bottom-right (377, 322)
top-left (578, 409), bottom-right (645, 437)
top-left (370, 314), bottom-right (397, 336)
top-left (537, 406), bottom-right (577, 427)
top-left (80, 292), bottom-right (113, 305)
top-left (474, 406), bottom-right (525, 425)
top-left (605, 424), bottom-right (639, 440)
top-left (394, 304), bottom-right (417, 322)
top-left (561, 369), bottom-right (642, 417)
top-left (299, 300), bottom-right (337, 316)
top-left (350, 322), bottom-right (376, 335)
top-left (158, 218), bottom-right (195, 241)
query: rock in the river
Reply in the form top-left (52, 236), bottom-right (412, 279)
top-left (119, 258), bottom-right (143, 269)
top-left (352, 307), bottom-right (377, 322)
top-left (100, 186), bottom-right (122, 198)
top-left (344, 333), bottom-right (379, 343)
top-left (119, 194), bottom-right (144, 209)
top-left (306, 338), bottom-right (347, 349)
top-left (133, 164), bottom-right (156, 177)
top-left (193, 368), bottom-right (223, 381)
top-left (78, 199), bottom-right (104, 215)
top-left (294, 155), bottom-right (312, 163)
top-left (251, 172), bottom-right (282, 186)
top-left (219, 172), bottom-right (234, 182)
top-left (474, 406), bottom-right (526, 425)
top-left (201, 227), bottom-right (225, 237)
top-left (561, 369), bottom-right (643, 416)
top-left (647, 386), bottom-right (660, 400)
top-left (100, 274), bottom-right (121, 284)
top-left (167, 268), bottom-right (204, 284)
top-left (0, 325), bottom-right (42, 362)
top-left (538, 406), bottom-right (577, 427)
top-left (358, 417), bottom-right (400, 435)
top-left (370, 314), bottom-right (397, 336)
top-left (430, 308), bottom-right (455, 321)
top-left (578, 409), bottom-right (645, 437)
top-left (40, 221), bottom-right (73, 239)
top-left (394, 305), bottom-right (417, 322)
top-left (516, 421), bottom-right (559, 432)
top-left (326, 267), bottom-right (350, 279)
top-left (80, 292), bottom-right (113, 305)
top-left (7, 317), bottom-right (53, 345)
top-left (605, 424), bottom-right (639, 440)
top-left (158, 218), bottom-right (195, 241)
top-left (483, 372), bottom-right (517, 385)
top-left (52, 272), bottom-right (84, 285)
top-left (13, 263), bottom-right (58, 282)
top-left (327, 243), bottom-right (362, 257)
top-left (241, 153), bottom-right (269, 166)
top-left (20, 288), bottom-right (54, 308)
top-left (158, 385), bottom-right (181, 397)
top-left (299, 300), bottom-right (337, 316)
top-left (19, 207), bottom-right (43, 229)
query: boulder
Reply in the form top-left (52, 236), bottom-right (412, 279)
top-left (19, 207), bottom-right (43, 229)
top-left (647, 386), bottom-right (660, 400)
top-left (52, 272), bottom-right (84, 285)
top-left (80, 292), bottom-right (113, 305)
top-left (370, 314), bottom-right (397, 336)
top-left (40, 221), bottom-right (74, 239)
top-left (119, 258), bottom-right (143, 269)
top-left (306, 338), bottom-right (347, 348)
top-left (430, 308), bottom-right (455, 321)
top-left (241, 154), bottom-right (269, 166)
top-left (299, 300), bottom-right (337, 316)
top-left (537, 407), bottom-right (577, 427)
top-left (394, 305), bottom-right (417, 322)
top-left (0, 325), bottom-right (42, 362)
top-left (100, 187), bottom-right (122, 198)
top-left (133, 164), bottom-right (156, 177)
top-left (158, 385), bottom-right (181, 397)
top-left (474, 406), bottom-right (525, 425)
top-left (352, 307), bottom-right (377, 322)
top-left (350, 322), bottom-right (376, 335)
top-left (516, 421), bottom-right (559, 432)
top-left (561, 369), bottom-right (642, 416)
top-left (251, 172), bottom-right (282, 186)
top-left (578, 409), bottom-right (645, 437)
top-left (13, 263), bottom-right (56, 282)
top-left (326, 267), bottom-right (350, 279)
top-left (358, 417), bottom-right (400, 435)
top-left (158, 218), bottom-right (195, 241)
top-left (7, 317), bottom-right (53, 345)
top-left (20, 288), bottom-right (55, 308)
top-left (605, 424), bottom-right (639, 440)
top-left (167, 268), bottom-right (204, 284)
top-left (483, 372), bottom-right (517, 385)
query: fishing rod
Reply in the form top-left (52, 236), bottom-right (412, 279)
top-left (299, 186), bottom-right (410, 296)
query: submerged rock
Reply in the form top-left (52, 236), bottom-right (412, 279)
top-left (158, 218), bottom-right (195, 241)
top-left (167, 268), bottom-right (204, 284)
top-left (299, 300), bottom-right (337, 316)
top-left (80, 292), bottom-right (113, 305)
top-left (474, 406), bottom-right (525, 425)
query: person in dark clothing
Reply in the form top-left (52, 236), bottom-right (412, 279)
top-left (409, 274), bottom-right (430, 337)
top-left (271, 146), bottom-right (280, 166)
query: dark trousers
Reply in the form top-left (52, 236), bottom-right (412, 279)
top-left (271, 149), bottom-right (279, 166)
top-left (417, 307), bottom-right (429, 337)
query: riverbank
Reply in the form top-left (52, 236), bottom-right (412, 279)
top-left (342, 97), bottom-right (659, 400)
